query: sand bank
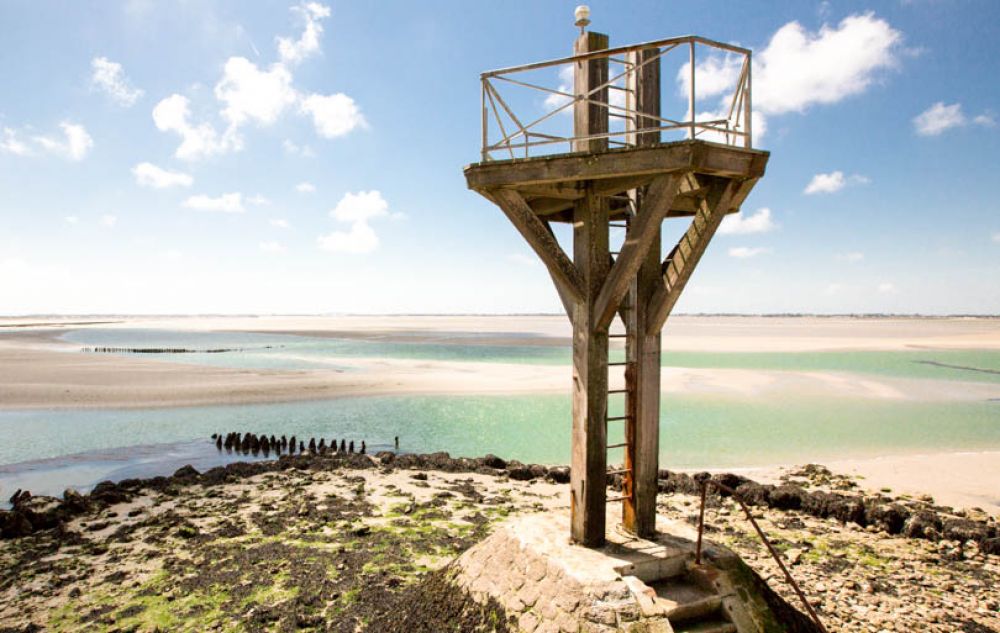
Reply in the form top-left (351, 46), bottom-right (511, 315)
top-left (740, 450), bottom-right (1000, 517)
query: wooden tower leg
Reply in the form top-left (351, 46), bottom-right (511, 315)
top-left (570, 188), bottom-right (609, 546)
top-left (570, 30), bottom-right (610, 547)
top-left (623, 47), bottom-right (662, 538)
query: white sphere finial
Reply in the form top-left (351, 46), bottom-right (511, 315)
top-left (574, 5), bottom-right (591, 30)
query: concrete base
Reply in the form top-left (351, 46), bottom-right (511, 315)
top-left (455, 508), bottom-right (806, 633)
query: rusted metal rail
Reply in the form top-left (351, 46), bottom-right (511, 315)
top-left (695, 478), bottom-right (829, 633)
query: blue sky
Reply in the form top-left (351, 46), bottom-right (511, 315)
top-left (1, 0), bottom-right (998, 315)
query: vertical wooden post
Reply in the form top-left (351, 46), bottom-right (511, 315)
top-left (570, 30), bottom-right (610, 547)
top-left (571, 188), bottom-right (609, 546)
top-left (573, 32), bottom-right (609, 154)
top-left (623, 48), bottom-right (662, 537)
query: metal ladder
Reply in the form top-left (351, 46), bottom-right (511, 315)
top-left (606, 194), bottom-right (636, 505)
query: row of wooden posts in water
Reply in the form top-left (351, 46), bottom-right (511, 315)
top-left (211, 432), bottom-right (384, 456)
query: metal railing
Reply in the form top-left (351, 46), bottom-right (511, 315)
top-left (695, 478), bottom-right (829, 633)
top-left (480, 35), bottom-right (753, 161)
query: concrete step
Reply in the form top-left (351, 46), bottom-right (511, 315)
top-left (650, 579), bottom-right (722, 622)
top-left (671, 621), bottom-right (737, 633)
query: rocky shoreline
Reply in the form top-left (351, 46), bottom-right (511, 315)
top-left (0, 451), bottom-right (997, 632)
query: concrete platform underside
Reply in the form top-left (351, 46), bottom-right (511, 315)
top-left (454, 508), bottom-right (820, 633)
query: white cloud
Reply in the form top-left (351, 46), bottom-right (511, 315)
top-left (913, 102), bottom-right (965, 136)
top-left (153, 94), bottom-right (240, 160)
top-left (65, 215), bottom-right (79, 225)
top-left (679, 13), bottom-right (902, 141)
top-left (837, 251), bottom-right (864, 263)
top-left (754, 14), bottom-right (902, 115)
top-left (543, 65), bottom-right (575, 111)
top-left (913, 102), bottom-right (996, 136)
top-left (295, 181), bottom-right (316, 193)
top-left (32, 122), bottom-right (93, 160)
top-left (182, 193), bottom-right (245, 213)
top-left (270, 218), bottom-right (290, 229)
top-left (100, 214), bottom-right (118, 227)
top-left (803, 171), bottom-right (868, 195)
top-left (719, 208), bottom-right (776, 235)
top-left (804, 171), bottom-right (846, 195)
top-left (300, 93), bottom-right (366, 138)
top-left (973, 113), bottom-right (996, 128)
top-left (1, 128), bottom-right (31, 156)
top-left (215, 57), bottom-right (297, 128)
top-left (132, 162), bottom-right (193, 188)
top-left (318, 190), bottom-right (389, 254)
top-left (727, 246), bottom-right (771, 258)
top-left (877, 282), bottom-right (897, 294)
top-left (991, 232), bottom-right (1000, 244)
top-left (259, 241), bottom-right (286, 254)
top-left (90, 57), bottom-right (143, 106)
top-left (277, 2), bottom-right (331, 66)
top-left (246, 194), bottom-right (271, 206)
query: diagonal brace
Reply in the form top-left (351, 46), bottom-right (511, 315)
top-left (487, 188), bottom-right (585, 306)
top-left (593, 174), bottom-right (681, 330)
top-left (647, 178), bottom-right (742, 334)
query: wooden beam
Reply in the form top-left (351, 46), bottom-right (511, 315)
top-left (487, 189), bottom-right (585, 304)
top-left (647, 178), bottom-right (743, 334)
top-left (465, 140), bottom-right (769, 191)
top-left (593, 174), bottom-right (680, 330)
top-left (623, 46), bottom-right (663, 539)
top-left (570, 187), bottom-right (610, 547)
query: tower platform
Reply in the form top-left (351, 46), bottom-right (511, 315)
top-left (465, 140), bottom-right (769, 223)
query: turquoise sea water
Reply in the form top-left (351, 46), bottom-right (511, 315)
top-left (0, 327), bottom-right (997, 497)
top-left (56, 328), bottom-right (1000, 383)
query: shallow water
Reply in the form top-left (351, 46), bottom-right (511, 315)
top-left (57, 328), bottom-right (1000, 383)
top-left (1, 394), bottom-right (997, 501)
top-left (1, 327), bottom-right (997, 499)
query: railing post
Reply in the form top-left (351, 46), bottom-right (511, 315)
top-left (688, 40), bottom-right (696, 140)
top-left (744, 52), bottom-right (752, 148)
top-left (481, 78), bottom-right (488, 161)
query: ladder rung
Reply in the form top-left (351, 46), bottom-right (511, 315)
top-left (609, 334), bottom-right (628, 338)
top-left (609, 223), bottom-right (628, 228)
top-left (606, 415), bottom-right (630, 421)
top-left (607, 468), bottom-right (631, 475)
top-left (607, 495), bottom-right (629, 503)
top-left (607, 442), bottom-right (627, 449)
top-left (609, 362), bottom-right (630, 366)
top-left (608, 389), bottom-right (628, 394)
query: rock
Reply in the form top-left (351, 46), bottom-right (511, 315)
top-left (481, 454), bottom-right (507, 469)
top-left (735, 482), bottom-right (773, 507)
top-left (62, 488), bottom-right (91, 514)
top-left (866, 503), bottom-right (909, 534)
top-left (902, 510), bottom-right (942, 539)
top-left (769, 485), bottom-right (805, 510)
top-left (0, 510), bottom-right (33, 539)
top-left (508, 466), bottom-right (534, 481)
top-left (172, 465), bottom-right (200, 481)
top-left (547, 466), bottom-right (571, 484)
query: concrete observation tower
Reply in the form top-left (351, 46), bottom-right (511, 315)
top-left (464, 7), bottom-right (769, 547)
